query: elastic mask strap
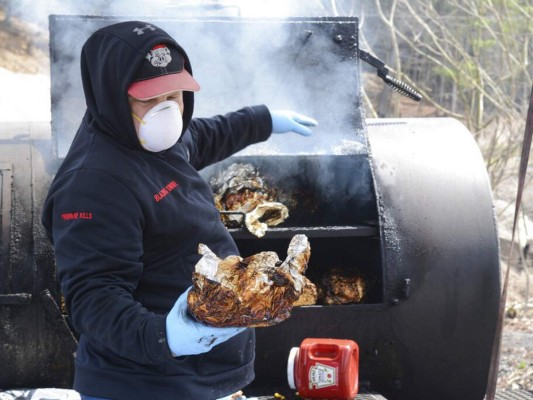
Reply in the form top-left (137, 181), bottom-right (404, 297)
top-left (132, 112), bottom-right (145, 125)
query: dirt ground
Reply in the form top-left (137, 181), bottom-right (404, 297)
top-left (0, 9), bottom-right (532, 394)
top-left (498, 261), bottom-right (533, 391)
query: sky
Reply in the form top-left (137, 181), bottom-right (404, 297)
top-left (0, 67), bottom-right (51, 121)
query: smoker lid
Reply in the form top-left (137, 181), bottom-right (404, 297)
top-left (49, 15), bottom-right (364, 158)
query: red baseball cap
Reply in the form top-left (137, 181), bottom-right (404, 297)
top-left (128, 44), bottom-right (200, 100)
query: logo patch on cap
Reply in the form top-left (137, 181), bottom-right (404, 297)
top-left (128, 43), bottom-right (200, 99)
top-left (146, 45), bottom-right (172, 68)
top-left (133, 24), bottom-right (156, 35)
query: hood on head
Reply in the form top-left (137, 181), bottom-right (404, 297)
top-left (80, 20), bottom-right (196, 149)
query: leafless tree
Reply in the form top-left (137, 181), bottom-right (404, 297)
top-left (358, 0), bottom-right (532, 197)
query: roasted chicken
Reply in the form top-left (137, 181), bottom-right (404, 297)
top-left (187, 235), bottom-right (315, 327)
top-left (210, 163), bottom-right (289, 237)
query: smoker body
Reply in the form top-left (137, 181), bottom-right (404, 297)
top-left (0, 15), bottom-right (500, 400)
top-left (364, 118), bottom-right (500, 398)
top-left (199, 117), bottom-right (500, 400)
top-left (0, 122), bottom-right (75, 388)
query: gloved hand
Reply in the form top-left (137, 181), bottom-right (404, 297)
top-left (271, 110), bottom-right (318, 136)
top-left (166, 287), bottom-right (245, 357)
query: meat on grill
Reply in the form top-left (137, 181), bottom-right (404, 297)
top-left (293, 276), bottom-right (318, 306)
top-left (317, 267), bottom-right (366, 305)
top-left (187, 234), bottom-right (315, 327)
top-left (211, 163), bottom-right (289, 237)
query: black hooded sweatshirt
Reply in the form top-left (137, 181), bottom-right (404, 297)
top-left (41, 21), bottom-right (272, 400)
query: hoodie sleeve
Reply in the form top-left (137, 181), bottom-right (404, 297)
top-left (45, 168), bottom-right (172, 365)
top-left (184, 105), bottom-right (272, 170)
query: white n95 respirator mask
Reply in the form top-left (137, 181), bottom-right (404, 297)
top-left (132, 101), bottom-right (183, 152)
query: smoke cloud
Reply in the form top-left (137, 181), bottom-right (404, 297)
top-left (3, 0), bottom-right (377, 221)
top-left (7, 0), bottom-right (368, 157)
top-left (6, 0), bottom-right (363, 24)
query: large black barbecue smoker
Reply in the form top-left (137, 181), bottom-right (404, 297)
top-left (0, 15), bottom-right (501, 400)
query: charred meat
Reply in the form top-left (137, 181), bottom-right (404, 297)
top-left (210, 163), bottom-right (289, 237)
top-left (317, 267), bottom-right (366, 305)
top-left (293, 276), bottom-right (318, 306)
top-left (187, 235), bottom-right (315, 327)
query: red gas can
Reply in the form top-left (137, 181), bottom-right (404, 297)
top-left (287, 338), bottom-right (359, 400)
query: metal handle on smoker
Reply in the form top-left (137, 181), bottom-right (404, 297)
top-left (359, 49), bottom-right (422, 101)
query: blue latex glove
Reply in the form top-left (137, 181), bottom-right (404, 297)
top-left (271, 110), bottom-right (318, 136)
top-left (166, 287), bottom-right (245, 357)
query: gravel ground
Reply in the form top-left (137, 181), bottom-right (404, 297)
top-left (494, 162), bottom-right (533, 393)
top-left (497, 264), bottom-right (533, 392)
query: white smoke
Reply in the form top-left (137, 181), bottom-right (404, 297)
top-left (1, 0), bottom-right (377, 223)
top-left (4, 0), bottom-right (369, 156)
top-left (6, 0), bottom-right (361, 25)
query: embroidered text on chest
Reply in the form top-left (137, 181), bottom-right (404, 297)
top-left (154, 180), bottom-right (180, 202)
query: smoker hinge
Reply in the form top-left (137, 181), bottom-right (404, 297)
top-left (0, 293), bottom-right (32, 305)
top-left (402, 278), bottom-right (411, 299)
top-left (389, 278), bottom-right (411, 306)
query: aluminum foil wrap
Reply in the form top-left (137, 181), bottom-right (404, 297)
top-left (211, 163), bottom-right (289, 237)
top-left (187, 234), bottom-right (315, 327)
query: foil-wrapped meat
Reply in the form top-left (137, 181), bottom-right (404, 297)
top-left (211, 163), bottom-right (289, 237)
top-left (187, 235), bottom-right (314, 327)
top-left (317, 267), bottom-right (366, 305)
top-left (293, 276), bottom-right (318, 306)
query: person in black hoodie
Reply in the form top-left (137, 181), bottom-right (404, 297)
top-left (41, 20), bottom-right (317, 400)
